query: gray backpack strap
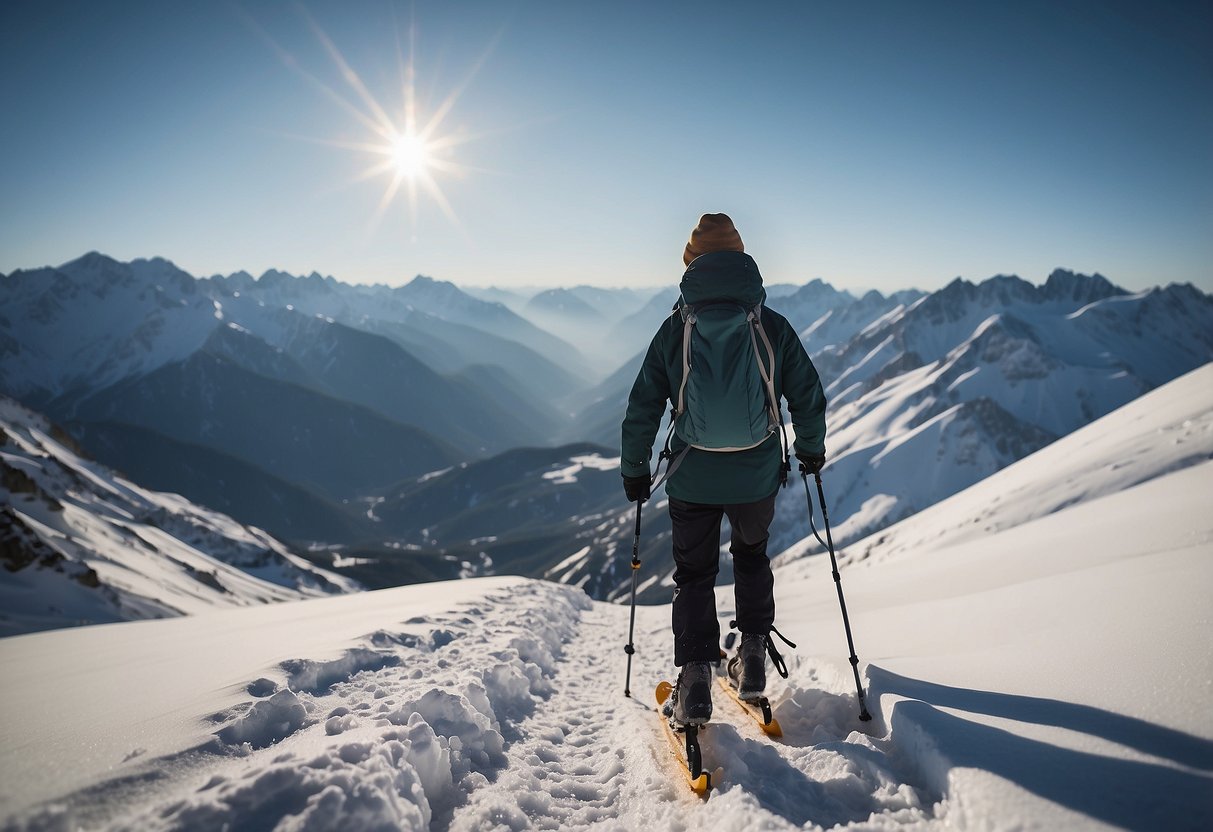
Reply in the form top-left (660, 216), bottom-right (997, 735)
top-left (650, 303), bottom-right (697, 495)
top-left (673, 308), bottom-right (697, 421)
top-left (746, 306), bottom-right (779, 425)
top-left (749, 306), bottom-right (792, 484)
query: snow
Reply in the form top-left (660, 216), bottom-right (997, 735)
top-left (0, 577), bottom-right (583, 828)
top-left (759, 462), bottom-right (1213, 830)
top-left (542, 454), bottom-right (622, 485)
top-left (777, 362), bottom-right (1213, 565)
top-left (2, 370), bottom-right (1211, 830)
top-left (1, 396), bottom-right (356, 636)
top-left (544, 545), bottom-right (592, 580)
top-left (0, 256), bottom-right (221, 399)
top-left (768, 275), bottom-right (1213, 555)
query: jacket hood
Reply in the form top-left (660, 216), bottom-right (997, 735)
top-left (678, 251), bottom-right (765, 307)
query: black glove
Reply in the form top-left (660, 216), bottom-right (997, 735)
top-left (796, 452), bottom-right (826, 475)
top-left (622, 474), bottom-right (651, 503)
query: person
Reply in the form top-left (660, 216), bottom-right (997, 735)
top-left (620, 213), bottom-right (827, 725)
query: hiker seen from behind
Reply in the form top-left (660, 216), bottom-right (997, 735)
top-left (621, 213), bottom-right (827, 725)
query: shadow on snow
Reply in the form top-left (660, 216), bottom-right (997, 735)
top-left (871, 666), bottom-right (1213, 830)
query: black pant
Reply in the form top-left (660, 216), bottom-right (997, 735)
top-left (669, 493), bottom-right (777, 666)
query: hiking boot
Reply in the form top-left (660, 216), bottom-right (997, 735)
top-left (672, 661), bottom-right (713, 725)
top-left (727, 633), bottom-right (767, 700)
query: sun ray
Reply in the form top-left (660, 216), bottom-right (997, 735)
top-left (407, 174), bottom-right (420, 228)
top-left (297, 4), bottom-right (396, 137)
top-left (352, 159), bottom-right (398, 183)
top-left (363, 167), bottom-right (407, 241)
top-left (398, 8), bottom-right (419, 140)
top-left (254, 129), bottom-right (405, 157)
top-left (418, 27), bottom-right (503, 142)
top-left (418, 171), bottom-right (465, 235)
top-left (234, 6), bottom-right (387, 138)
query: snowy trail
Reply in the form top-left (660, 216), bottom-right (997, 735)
top-left (449, 600), bottom-right (933, 831)
top-left (3, 580), bottom-right (931, 831)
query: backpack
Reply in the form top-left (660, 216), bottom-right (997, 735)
top-left (653, 298), bottom-right (790, 488)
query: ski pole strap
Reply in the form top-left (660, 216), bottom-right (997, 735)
top-left (651, 444), bottom-right (691, 493)
top-left (764, 633), bottom-right (790, 679)
top-left (650, 408), bottom-right (686, 493)
top-left (770, 625), bottom-right (797, 649)
top-left (801, 471), bottom-right (831, 551)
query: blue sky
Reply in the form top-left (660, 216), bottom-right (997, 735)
top-left (2, 1), bottom-right (1210, 292)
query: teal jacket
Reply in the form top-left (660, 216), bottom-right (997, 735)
top-left (621, 251), bottom-right (827, 505)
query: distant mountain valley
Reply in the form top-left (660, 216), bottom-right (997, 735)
top-left (3, 253), bottom-right (1211, 626)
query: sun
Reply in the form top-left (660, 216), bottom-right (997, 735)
top-left (390, 133), bottom-right (431, 179)
top-left (249, 6), bottom-right (492, 234)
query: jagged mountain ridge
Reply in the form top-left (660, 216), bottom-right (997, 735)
top-left (5, 254), bottom-right (1210, 609)
top-left (214, 270), bottom-right (589, 408)
top-left (0, 254), bottom-right (590, 521)
top-left (0, 253), bottom-right (218, 406)
top-left (771, 269), bottom-right (1213, 553)
top-left (501, 272), bottom-right (1213, 602)
top-left (2, 254), bottom-right (583, 430)
top-left (0, 397), bottom-right (357, 636)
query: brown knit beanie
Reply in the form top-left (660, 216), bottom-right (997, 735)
top-left (683, 213), bottom-right (744, 266)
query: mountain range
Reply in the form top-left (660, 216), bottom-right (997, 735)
top-left (451, 270), bottom-right (1213, 602)
top-left (3, 253), bottom-right (1211, 618)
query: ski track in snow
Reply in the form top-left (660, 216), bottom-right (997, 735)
top-left (448, 604), bottom-right (932, 831)
top-left (4, 584), bottom-right (939, 832)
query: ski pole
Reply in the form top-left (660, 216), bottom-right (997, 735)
top-left (802, 467), bottom-right (872, 721)
top-left (623, 497), bottom-right (643, 697)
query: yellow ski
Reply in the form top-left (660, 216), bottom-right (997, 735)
top-left (716, 675), bottom-right (783, 738)
top-left (655, 681), bottom-right (712, 795)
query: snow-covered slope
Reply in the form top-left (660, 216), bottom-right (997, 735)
top-left (0, 398), bottom-right (356, 636)
top-left (0, 254), bottom-right (219, 404)
top-left (750, 460), bottom-right (1213, 832)
top-left (767, 272), bottom-right (1213, 552)
top-left (1, 374), bottom-right (1208, 830)
top-left (779, 361), bottom-right (1213, 565)
top-left (0, 254), bottom-right (563, 457)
